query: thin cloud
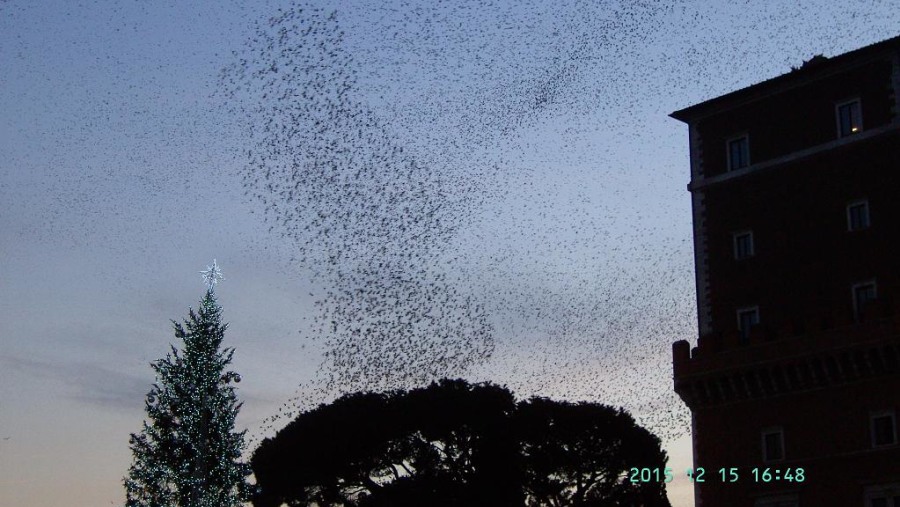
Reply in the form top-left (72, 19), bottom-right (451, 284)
top-left (1, 354), bottom-right (150, 411)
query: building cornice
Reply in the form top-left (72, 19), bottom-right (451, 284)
top-left (671, 35), bottom-right (900, 123)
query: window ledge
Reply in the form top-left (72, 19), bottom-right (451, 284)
top-left (688, 123), bottom-right (900, 192)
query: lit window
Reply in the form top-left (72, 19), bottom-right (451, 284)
top-left (737, 307), bottom-right (759, 343)
top-left (727, 135), bottom-right (750, 170)
top-left (848, 200), bottom-right (870, 231)
top-left (837, 99), bottom-right (863, 137)
top-left (871, 411), bottom-right (897, 447)
top-left (761, 427), bottom-right (784, 462)
top-left (853, 281), bottom-right (877, 322)
top-left (733, 231), bottom-right (754, 259)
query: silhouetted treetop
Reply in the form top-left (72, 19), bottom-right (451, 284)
top-left (251, 379), bottom-right (670, 507)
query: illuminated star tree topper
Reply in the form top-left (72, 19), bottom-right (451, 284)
top-left (200, 259), bottom-right (225, 291)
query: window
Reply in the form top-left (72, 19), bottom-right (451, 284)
top-left (761, 427), bottom-right (784, 461)
top-left (836, 99), bottom-right (862, 137)
top-left (737, 307), bottom-right (759, 343)
top-left (865, 483), bottom-right (900, 507)
top-left (847, 200), bottom-right (870, 231)
top-left (727, 135), bottom-right (750, 170)
top-left (755, 496), bottom-right (798, 507)
top-left (871, 411), bottom-right (897, 447)
top-left (733, 231), bottom-right (754, 259)
top-left (853, 281), bottom-right (877, 322)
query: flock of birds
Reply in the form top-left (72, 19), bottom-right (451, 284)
top-left (220, 5), bottom-right (497, 394)
top-left (219, 0), bottom-right (700, 448)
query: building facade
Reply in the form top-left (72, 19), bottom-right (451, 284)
top-left (671, 36), bottom-right (900, 506)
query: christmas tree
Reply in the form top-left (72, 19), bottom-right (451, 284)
top-left (124, 260), bottom-right (253, 507)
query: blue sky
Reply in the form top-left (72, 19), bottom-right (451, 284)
top-left (2, 1), bottom-right (898, 505)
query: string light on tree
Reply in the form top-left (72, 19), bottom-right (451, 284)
top-left (123, 260), bottom-right (253, 507)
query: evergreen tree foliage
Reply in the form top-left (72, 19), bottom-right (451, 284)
top-left (124, 289), bottom-right (253, 507)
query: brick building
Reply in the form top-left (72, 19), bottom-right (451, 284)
top-left (671, 36), bottom-right (900, 506)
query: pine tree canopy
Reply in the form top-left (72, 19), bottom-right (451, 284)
top-left (251, 379), bottom-right (671, 507)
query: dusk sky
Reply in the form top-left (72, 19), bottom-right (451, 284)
top-left (2, 1), bottom-right (899, 506)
